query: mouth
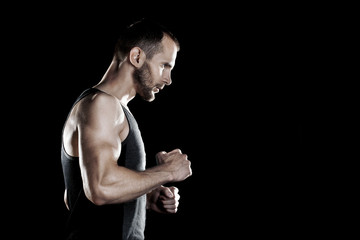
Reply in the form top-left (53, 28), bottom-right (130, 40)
top-left (153, 85), bottom-right (164, 93)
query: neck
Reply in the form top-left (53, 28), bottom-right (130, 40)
top-left (93, 57), bottom-right (136, 106)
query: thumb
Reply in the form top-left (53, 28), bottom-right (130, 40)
top-left (161, 187), bottom-right (174, 198)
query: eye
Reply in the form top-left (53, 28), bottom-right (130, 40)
top-left (161, 63), bottom-right (173, 69)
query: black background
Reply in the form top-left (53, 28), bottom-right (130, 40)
top-left (5, 2), bottom-right (347, 239)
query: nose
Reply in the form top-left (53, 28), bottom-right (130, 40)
top-left (162, 68), bottom-right (172, 85)
top-left (163, 70), bottom-right (172, 85)
top-left (164, 77), bottom-right (172, 86)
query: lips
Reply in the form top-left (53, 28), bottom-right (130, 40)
top-left (154, 85), bottom-right (164, 93)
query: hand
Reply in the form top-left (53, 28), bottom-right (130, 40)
top-left (147, 186), bottom-right (180, 214)
top-left (155, 149), bottom-right (192, 182)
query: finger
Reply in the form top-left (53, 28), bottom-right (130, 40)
top-left (160, 197), bottom-right (179, 213)
top-left (169, 148), bottom-right (182, 154)
top-left (163, 203), bottom-right (178, 213)
top-left (163, 203), bottom-right (177, 210)
top-left (168, 187), bottom-right (180, 201)
top-left (169, 186), bottom-right (179, 195)
top-left (165, 208), bottom-right (177, 214)
top-left (155, 151), bottom-right (167, 165)
top-left (160, 198), bottom-right (177, 206)
top-left (156, 151), bottom-right (167, 159)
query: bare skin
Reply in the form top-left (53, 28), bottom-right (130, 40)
top-left (62, 34), bottom-right (192, 213)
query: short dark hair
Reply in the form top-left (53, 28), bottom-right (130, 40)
top-left (114, 18), bottom-right (180, 62)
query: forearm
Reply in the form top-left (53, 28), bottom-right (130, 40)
top-left (80, 143), bottom-right (190, 206)
top-left (86, 164), bottom-right (173, 205)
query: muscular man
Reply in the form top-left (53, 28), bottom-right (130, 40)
top-left (61, 18), bottom-right (192, 240)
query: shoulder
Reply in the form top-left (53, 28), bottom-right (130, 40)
top-left (79, 89), bottom-right (117, 106)
top-left (76, 90), bottom-right (124, 125)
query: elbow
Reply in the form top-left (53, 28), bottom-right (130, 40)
top-left (83, 185), bottom-right (109, 206)
top-left (89, 195), bottom-right (107, 206)
top-left (84, 183), bottom-right (128, 206)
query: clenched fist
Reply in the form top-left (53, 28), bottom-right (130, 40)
top-left (155, 149), bottom-right (192, 182)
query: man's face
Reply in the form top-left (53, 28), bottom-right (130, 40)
top-left (133, 36), bottom-right (178, 102)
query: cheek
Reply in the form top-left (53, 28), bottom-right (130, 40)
top-left (157, 67), bottom-right (164, 77)
top-left (153, 67), bottom-right (164, 80)
top-left (149, 64), bottom-right (161, 77)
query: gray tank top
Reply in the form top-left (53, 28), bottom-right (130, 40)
top-left (61, 88), bottom-right (146, 240)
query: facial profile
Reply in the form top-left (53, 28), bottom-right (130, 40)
top-left (133, 60), bottom-right (162, 102)
top-left (133, 34), bottom-right (178, 102)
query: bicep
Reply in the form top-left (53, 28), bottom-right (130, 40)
top-left (77, 95), bottom-right (124, 188)
top-left (78, 119), bottom-right (121, 166)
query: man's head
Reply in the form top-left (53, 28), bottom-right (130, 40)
top-left (114, 18), bottom-right (180, 63)
top-left (115, 18), bottom-right (180, 102)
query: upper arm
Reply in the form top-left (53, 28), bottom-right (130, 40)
top-left (76, 94), bottom-right (125, 195)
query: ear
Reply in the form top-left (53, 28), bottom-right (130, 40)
top-left (129, 47), bottom-right (146, 67)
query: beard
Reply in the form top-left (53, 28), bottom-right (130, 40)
top-left (133, 61), bottom-right (156, 102)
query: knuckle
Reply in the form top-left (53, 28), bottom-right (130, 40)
top-left (157, 151), bottom-right (166, 155)
top-left (156, 151), bottom-right (166, 159)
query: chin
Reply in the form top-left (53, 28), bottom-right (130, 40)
top-left (139, 89), bottom-right (156, 102)
top-left (147, 96), bottom-right (155, 102)
top-left (142, 94), bottom-right (155, 102)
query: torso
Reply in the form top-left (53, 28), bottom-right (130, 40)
top-left (61, 88), bottom-right (147, 239)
